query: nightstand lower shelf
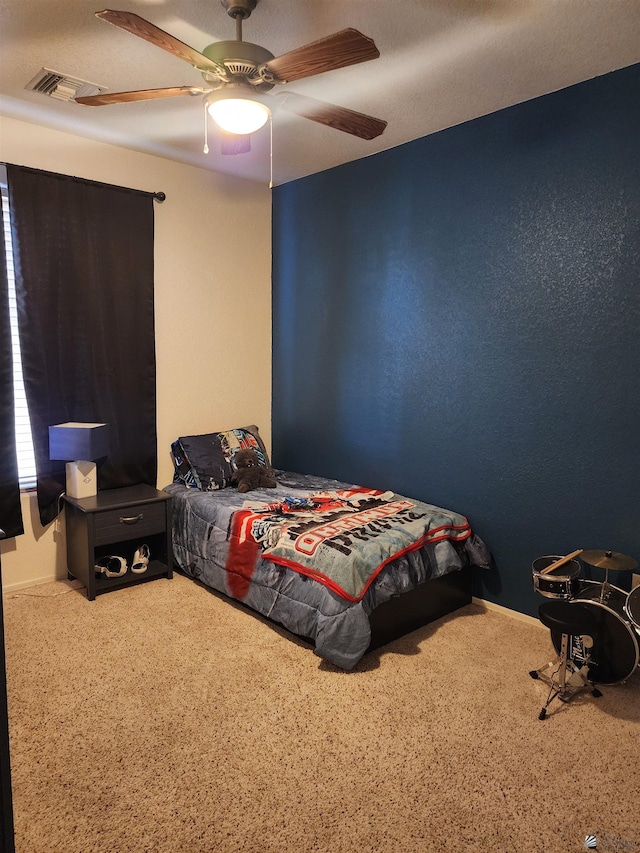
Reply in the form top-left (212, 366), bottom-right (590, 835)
top-left (70, 558), bottom-right (171, 597)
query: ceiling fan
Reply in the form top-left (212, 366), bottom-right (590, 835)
top-left (75, 1), bottom-right (387, 156)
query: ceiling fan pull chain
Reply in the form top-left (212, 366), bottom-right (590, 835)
top-left (269, 114), bottom-right (273, 189)
top-left (203, 100), bottom-right (210, 154)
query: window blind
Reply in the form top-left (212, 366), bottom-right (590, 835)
top-left (1, 177), bottom-right (37, 489)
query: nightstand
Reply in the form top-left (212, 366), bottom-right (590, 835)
top-left (63, 484), bottom-right (173, 600)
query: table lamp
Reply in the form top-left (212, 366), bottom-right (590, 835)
top-left (48, 422), bottom-right (110, 499)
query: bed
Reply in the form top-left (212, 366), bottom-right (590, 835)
top-left (166, 426), bottom-right (491, 670)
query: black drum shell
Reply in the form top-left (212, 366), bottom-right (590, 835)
top-left (625, 585), bottom-right (640, 630)
top-left (532, 555), bottom-right (581, 599)
top-left (552, 581), bottom-right (640, 685)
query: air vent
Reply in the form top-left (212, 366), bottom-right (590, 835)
top-left (25, 68), bottom-right (106, 102)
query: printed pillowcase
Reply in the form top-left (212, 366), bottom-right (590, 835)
top-left (171, 425), bottom-right (270, 491)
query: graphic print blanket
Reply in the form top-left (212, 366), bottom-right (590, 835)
top-left (226, 488), bottom-right (471, 602)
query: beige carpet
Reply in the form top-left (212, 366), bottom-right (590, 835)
top-left (3, 573), bottom-right (640, 853)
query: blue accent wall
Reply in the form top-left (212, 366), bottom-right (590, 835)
top-left (272, 63), bottom-right (640, 617)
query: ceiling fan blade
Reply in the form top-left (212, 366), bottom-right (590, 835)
top-left (220, 133), bottom-right (252, 155)
top-left (263, 28), bottom-right (380, 83)
top-left (75, 86), bottom-right (209, 106)
top-left (96, 10), bottom-right (225, 75)
top-left (275, 92), bottom-right (386, 140)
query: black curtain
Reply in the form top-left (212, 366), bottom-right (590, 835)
top-left (6, 165), bottom-right (157, 526)
top-left (0, 196), bottom-right (23, 539)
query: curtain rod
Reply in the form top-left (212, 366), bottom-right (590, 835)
top-left (1, 162), bottom-right (166, 202)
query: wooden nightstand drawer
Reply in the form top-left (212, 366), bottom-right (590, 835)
top-left (93, 502), bottom-right (166, 545)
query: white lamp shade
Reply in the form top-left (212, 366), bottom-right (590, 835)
top-left (207, 97), bottom-right (270, 135)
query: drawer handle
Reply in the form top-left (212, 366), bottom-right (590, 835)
top-left (119, 513), bottom-right (143, 525)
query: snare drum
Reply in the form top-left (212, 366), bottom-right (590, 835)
top-left (625, 585), bottom-right (640, 631)
top-left (532, 555), bottom-right (580, 599)
top-left (552, 581), bottom-right (639, 684)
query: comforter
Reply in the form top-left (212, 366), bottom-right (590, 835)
top-left (166, 471), bottom-right (490, 669)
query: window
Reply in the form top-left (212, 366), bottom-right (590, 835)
top-left (1, 168), bottom-right (37, 489)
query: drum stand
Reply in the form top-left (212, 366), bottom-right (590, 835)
top-left (597, 568), bottom-right (613, 603)
top-left (582, 549), bottom-right (638, 607)
top-left (530, 599), bottom-right (602, 720)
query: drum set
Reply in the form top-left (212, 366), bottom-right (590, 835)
top-left (532, 549), bottom-right (640, 685)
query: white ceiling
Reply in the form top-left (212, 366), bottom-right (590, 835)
top-left (1, 0), bottom-right (639, 186)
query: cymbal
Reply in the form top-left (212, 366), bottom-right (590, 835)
top-left (580, 550), bottom-right (638, 572)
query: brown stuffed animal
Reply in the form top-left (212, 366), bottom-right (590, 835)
top-left (232, 448), bottom-right (277, 493)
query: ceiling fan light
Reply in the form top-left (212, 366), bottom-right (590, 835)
top-left (207, 97), bottom-right (270, 134)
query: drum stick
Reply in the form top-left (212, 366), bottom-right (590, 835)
top-left (540, 549), bottom-right (584, 575)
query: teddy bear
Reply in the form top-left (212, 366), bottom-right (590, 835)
top-left (232, 448), bottom-right (277, 493)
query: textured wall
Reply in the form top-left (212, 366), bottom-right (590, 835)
top-left (272, 63), bottom-right (640, 616)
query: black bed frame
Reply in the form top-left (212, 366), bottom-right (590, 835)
top-left (367, 563), bottom-right (473, 652)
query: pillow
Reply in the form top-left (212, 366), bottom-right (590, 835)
top-left (171, 425), bottom-right (270, 491)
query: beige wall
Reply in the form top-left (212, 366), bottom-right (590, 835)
top-left (0, 115), bottom-right (272, 591)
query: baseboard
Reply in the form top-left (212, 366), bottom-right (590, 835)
top-left (2, 573), bottom-right (61, 594)
top-left (472, 596), bottom-right (544, 629)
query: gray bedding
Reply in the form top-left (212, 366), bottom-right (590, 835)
top-left (165, 471), bottom-right (490, 669)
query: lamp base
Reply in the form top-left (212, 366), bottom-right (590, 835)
top-left (65, 461), bottom-right (98, 499)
